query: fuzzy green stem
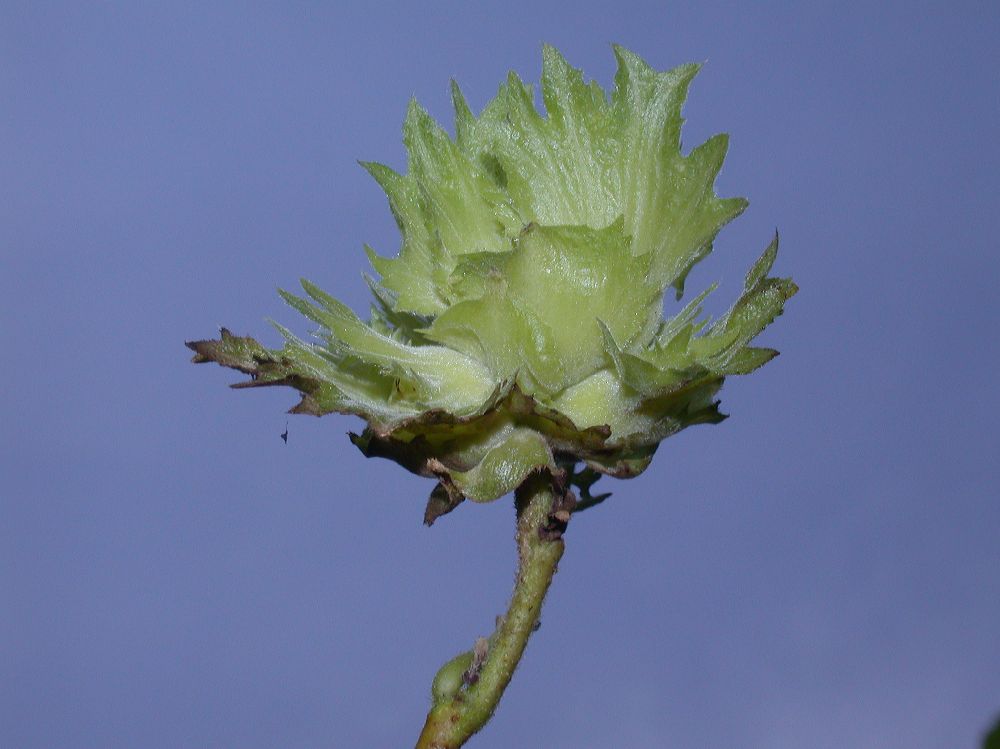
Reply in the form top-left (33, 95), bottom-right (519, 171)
top-left (415, 474), bottom-right (566, 749)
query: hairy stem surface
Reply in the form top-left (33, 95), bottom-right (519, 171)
top-left (415, 474), bottom-right (567, 749)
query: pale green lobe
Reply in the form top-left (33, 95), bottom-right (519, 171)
top-left (425, 222), bottom-right (661, 393)
top-left (610, 47), bottom-right (749, 294)
top-left (455, 45), bottom-right (748, 296)
top-left (401, 101), bottom-right (519, 260)
top-left (685, 233), bottom-right (797, 374)
top-left (472, 59), bottom-right (620, 227)
top-left (187, 45), bottom-right (796, 513)
top-left (497, 223), bottom-right (661, 378)
top-left (363, 272), bottom-right (432, 344)
top-left (550, 369), bottom-right (637, 434)
top-left (359, 161), bottom-right (444, 315)
top-left (277, 280), bottom-right (496, 422)
top-left (451, 428), bottom-right (555, 503)
top-left (655, 284), bottom-right (716, 352)
top-left (360, 99), bottom-right (523, 315)
top-left (744, 230), bottom-right (780, 290)
top-left (600, 321), bottom-right (685, 394)
top-left (421, 292), bottom-right (562, 394)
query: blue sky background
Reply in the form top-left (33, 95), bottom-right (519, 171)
top-left (3, 2), bottom-right (998, 747)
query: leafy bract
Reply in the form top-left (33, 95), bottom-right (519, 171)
top-left (188, 45), bottom-right (796, 517)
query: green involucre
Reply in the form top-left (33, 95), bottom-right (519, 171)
top-left (187, 45), bottom-right (796, 510)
